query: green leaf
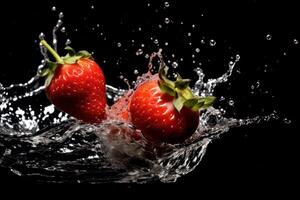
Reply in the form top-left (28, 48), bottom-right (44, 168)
top-left (190, 102), bottom-right (205, 111)
top-left (158, 81), bottom-right (176, 97)
top-left (201, 96), bottom-right (216, 109)
top-left (184, 98), bottom-right (204, 111)
top-left (176, 87), bottom-right (194, 99)
top-left (77, 50), bottom-right (91, 58)
top-left (173, 96), bottom-right (185, 112)
top-left (158, 66), bottom-right (167, 80)
top-left (39, 61), bottom-right (57, 77)
top-left (183, 96), bottom-right (216, 111)
top-left (46, 61), bottom-right (57, 71)
top-left (65, 46), bottom-right (76, 56)
top-left (45, 72), bottom-right (54, 87)
top-left (39, 68), bottom-right (50, 77)
top-left (61, 48), bottom-right (92, 64)
top-left (63, 55), bottom-right (82, 64)
top-left (176, 73), bottom-right (183, 80)
top-left (174, 79), bottom-right (191, 90)
top-left (184, 98), bottom-right (200, 107)
top-left (158, 65), bottom-right (175, 87)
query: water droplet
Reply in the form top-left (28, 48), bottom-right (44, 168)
top-left (201, 39), bottom-right (205, 44)
top-left (236, 54), bottom-right (240, 61)
top-left (154, 39), bottom-right (159, 44)
top-left (192, 24), bottom-right (196, 28)
top-left (256, 81), bottom-right (260, 88)
top-left (283, 118), bottom-right (291, 124)
top-left (187, 32), bottom-right (191, 37)
top-left (165, 42), bottom-right (168, 46)
top-left (229, 61), bottom-right (234, 67)
top-left (59, 12), bottom-right (64, 18)
top-left (266, 34), bottom-right (272, 40)
top-left (251, 85), bottom-right (255, 90)
top-left (180, 58), bottom-right (184, 61)
top-left (195, 48), bottom-right (200, 53)
top-left (147, 3), bottom-right (151, 7)
top-left (138, 27), bottom-right (142, 31)
top-left (293, 39), bottom-right (299, 45)
top-left (158, 24), bottom-right (162, 28)
top-left (192, 54), bottom-right (195, 58)
top-left (119, 75), bottom-right (124, 80)
top-left (220, 108), bottom-right (226, 114)
top-left (91, 5), bottom-right (95, 9)
top-left (228, 100), bottom-right (234, 106)
top-left (165, 17), bottom-right (170, 24)
top-left (220, 96), bottom-right (225, 101)
top-left (53, 38), bottom-right (57, 46)
top-left (117, 42), bottom-right (122, 47)
top-left (56, 20), bottom-right (63, 28)
top-left (134, 70), bottom-right (139, 75)
top-left (283, 52), bottom-right (287, 56)
top-left (141, 44), bottom-right (145, 47)
top-left (209, 39), bottom-right (216, 46)
top-left (65, 39), bottom-right (71, 45)
top-left (51, 6), bottom-right (56, 11)
top-left (145, 54), bottom-right (150, 59)
top-left (60, 27), bottom-right (66, 32)
top-left (164, 2), bottom-right (170, 7)
top-left (136, 49), bottom-right (143, 56)
top-left (39, 32), bottom-right (45, 40)
top-left (172, 62), bottom-right (178, 68)
top-left (96, 24), bottom-right (100, 28)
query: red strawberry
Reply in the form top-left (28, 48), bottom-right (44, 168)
top-left (39, 40), bottom-right (106, 124)
top-left (129, 64), bottom-right (215, 143)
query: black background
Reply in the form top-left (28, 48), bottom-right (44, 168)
top-left (0, 0), bottom-right (299, 193)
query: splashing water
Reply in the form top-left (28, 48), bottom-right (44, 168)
top-left (0, 12), bottom-right (280, 183)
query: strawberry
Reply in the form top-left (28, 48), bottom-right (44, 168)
top-left (39, 40), bottom-right (106, 124)
top-left (129, 63), bottom-right (215, 143)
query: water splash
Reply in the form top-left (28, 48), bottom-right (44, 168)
top-left (52, 12), bottom-right (64, 51)
top-left (0, 47), bottom-right (279, 183)
top-left (0, 11), bottom-right (283, 183)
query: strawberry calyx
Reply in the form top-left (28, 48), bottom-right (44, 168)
top-left (158, 61), bottom-right (216, 112)
top-left (38, 39), bottom-right (92, 87)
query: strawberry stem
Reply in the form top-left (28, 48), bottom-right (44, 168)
top-left (40, 39), bottom-right (64, 64)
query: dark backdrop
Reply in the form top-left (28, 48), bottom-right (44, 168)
top-left (0, 0), bottom-right (299, 193)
